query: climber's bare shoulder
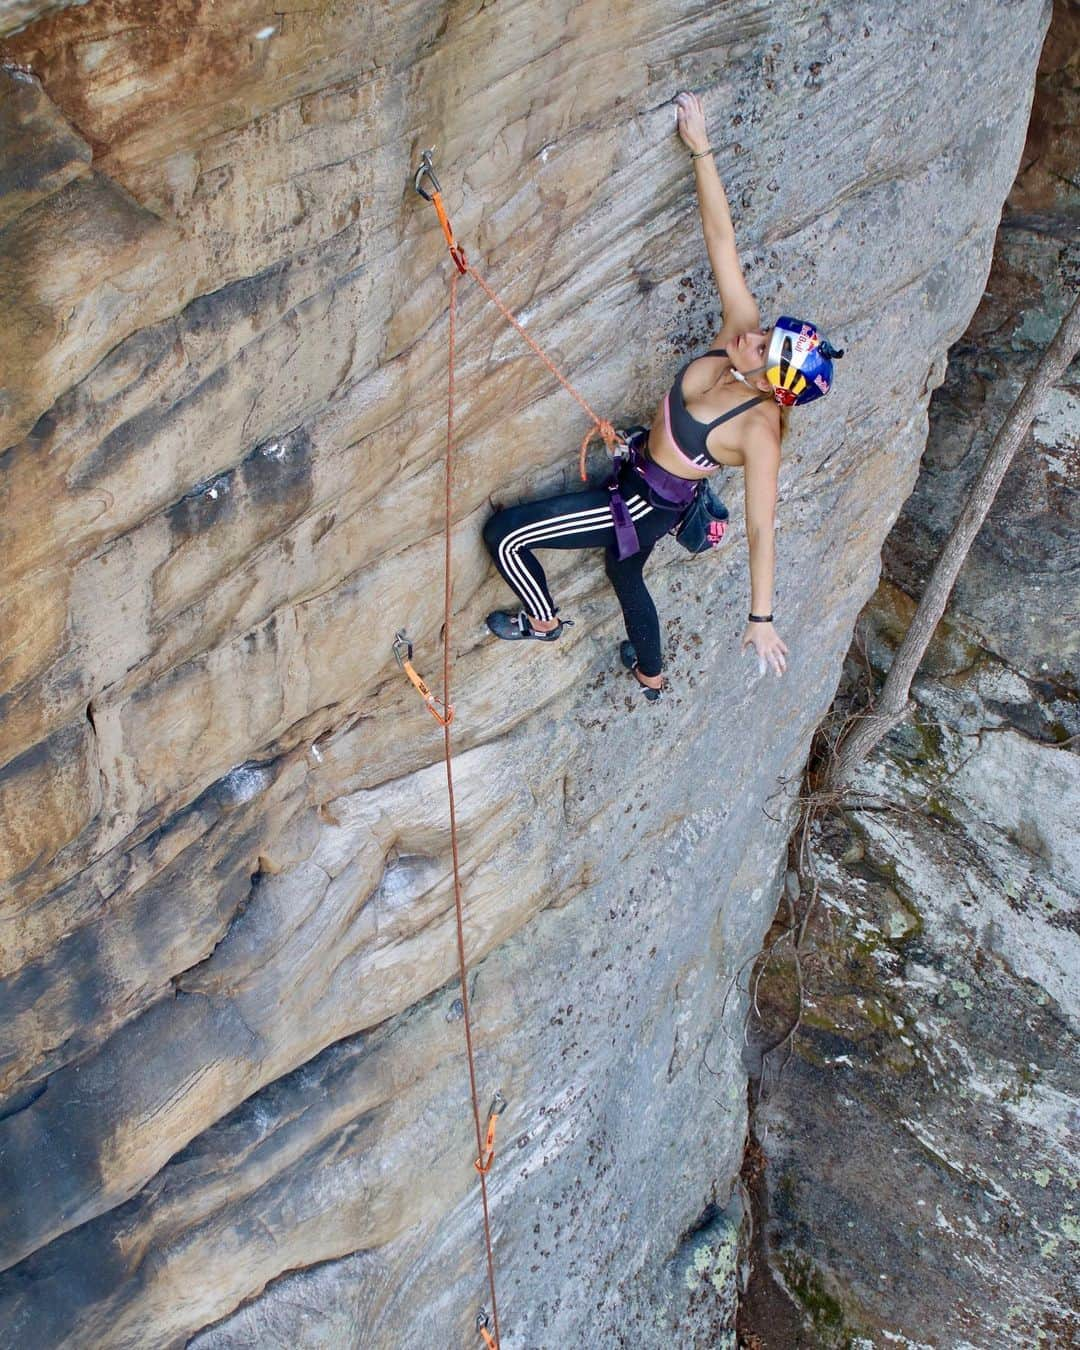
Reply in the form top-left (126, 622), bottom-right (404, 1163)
top-left (742, 402), bottom-right (781, 455)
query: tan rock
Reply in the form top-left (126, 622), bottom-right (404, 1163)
top-left (0, 171), bottom-right (182, 447)
top-left (0, 716), bottom-right (99, 887)
top-left (0, 65), bottom-right (89, 230)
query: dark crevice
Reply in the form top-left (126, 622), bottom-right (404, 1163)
top-left (0, 1077), bottom-right (48, 1124)
top-left (171, 866), bottom-right (264, 992)
top-left (735, 1115), bottom-right (811, 1347)
top-left (193, 1240), bottom-right (374, 1343)
top-left (675, 1199), bottom-right (721, 1249)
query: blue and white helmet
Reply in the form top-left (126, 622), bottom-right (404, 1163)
top-left (765, 316), bottom-right (844, 407)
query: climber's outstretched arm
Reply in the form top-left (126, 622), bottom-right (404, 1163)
top-left (674, 91), bottom-right (761, 342)
top-left (739, 417), bottom-right (788, 677)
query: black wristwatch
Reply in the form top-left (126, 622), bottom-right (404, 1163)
top-left (748, 613), bottom-right (774, 623)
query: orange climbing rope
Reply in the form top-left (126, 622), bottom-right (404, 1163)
top-left (413, 148), bottom-right (622, 480)
top-left (402, 149), bottom-right (624, 1348)
top-left (460, 263), bottom-right (622, 479)
top-left (444, 257), bottom-right (504, 1349)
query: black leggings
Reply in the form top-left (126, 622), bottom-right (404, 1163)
top-left (482, 463), bottom-right (682, 677)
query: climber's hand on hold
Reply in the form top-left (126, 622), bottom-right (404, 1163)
top-left (741, 622), bottom-right (788, 678)
top-left (675, 91), bottom-right (710, 154)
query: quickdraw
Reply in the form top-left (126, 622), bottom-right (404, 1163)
top-left (392, 630), bottom-right (453, 727)
top-left (414, 148), bottom-right (467, 275)
top-left (474, 1091), bottom-right (508, 1175)
top-left (413, 148), bottom-right (621, 482)
top-left (476, 1308), bottom-right (497, 1350)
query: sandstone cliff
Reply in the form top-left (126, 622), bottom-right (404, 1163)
top-left (0, 1), bottom-right (1053, 1344)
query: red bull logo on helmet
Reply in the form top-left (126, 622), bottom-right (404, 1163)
top-left (795, 324), bottom-right (820, 355)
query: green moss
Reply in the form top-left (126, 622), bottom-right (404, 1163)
top-left (799, 992), bottom-right (878, 1040)
top-left (884, 717), bottom-right (947, 775)
top-left (1000, 1062), bottom-right (1039, 1104)
top-left (864, 999), bottom-right (896, 1031)
top-left (925, 792), bottom-right (962, 827)
top-left (800, 1006), bottom-right (849, 1035)
top-left (915, 719), bottom-right (947, 761)
top-left (850, 927), bottom-right (883, 959)
top-left (776, 1170), bottom-right (798, 1210)
top-left (778, 1250), bottom-right (869, 1345)
top-left (780, 1252), bottom-right (846, 1327)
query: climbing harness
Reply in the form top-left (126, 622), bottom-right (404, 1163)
top-left (400, 149), bottom-right (644, 1347)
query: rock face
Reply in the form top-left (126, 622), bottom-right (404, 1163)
top-left (0, 2), bottom-right (1052, 1345)
top-left (750, 5), bottom-right (1079, 1344)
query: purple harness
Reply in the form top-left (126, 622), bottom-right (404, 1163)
top-left (607, 435), bottom-right (699, 560)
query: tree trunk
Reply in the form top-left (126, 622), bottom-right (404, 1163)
top-left (828, 291), bottom-right (1080, 790)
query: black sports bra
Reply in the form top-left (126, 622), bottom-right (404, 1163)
top-left (663, 348), bottom-right (766, 470)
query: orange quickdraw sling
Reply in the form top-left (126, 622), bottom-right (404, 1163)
top-left (392, 631), bottom-right (452, 726)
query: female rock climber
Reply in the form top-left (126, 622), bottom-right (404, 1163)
top-left (482, 90), bottom-right (843, 700)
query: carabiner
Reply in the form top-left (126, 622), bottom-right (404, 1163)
top-left (412, 149), bottom-right (467, 273)
top-left (392, 630), bottom-right (413, 668)
top-left (413, 148), bottom-right (441, 202)
top-left (488, 1090), bottom-right (508, 1118)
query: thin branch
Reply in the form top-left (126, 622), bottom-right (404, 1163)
top-left (828, 291), bottom-right (1080, 788)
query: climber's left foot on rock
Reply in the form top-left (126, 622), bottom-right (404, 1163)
top-left (620, 640), bottom-right (664, 701)
top-left (486, 610), bottom-right (574, 642)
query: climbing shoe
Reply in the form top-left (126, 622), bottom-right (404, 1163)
top-left (486, 610), bottom-right (574, 642)
top-left (620, 641), bottom-right (663, 702)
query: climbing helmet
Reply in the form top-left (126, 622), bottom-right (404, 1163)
top-left (764, 316), bottom-right (844, 407)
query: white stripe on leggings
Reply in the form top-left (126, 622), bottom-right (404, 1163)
top-left (498, 498), bottom-right (654, 616)
top-left (499, 498), bottom-right (654, 616)
top-left (498, 494), bottom-right (654, 619)
top-left (499, 502), bottom-right (645, 618)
